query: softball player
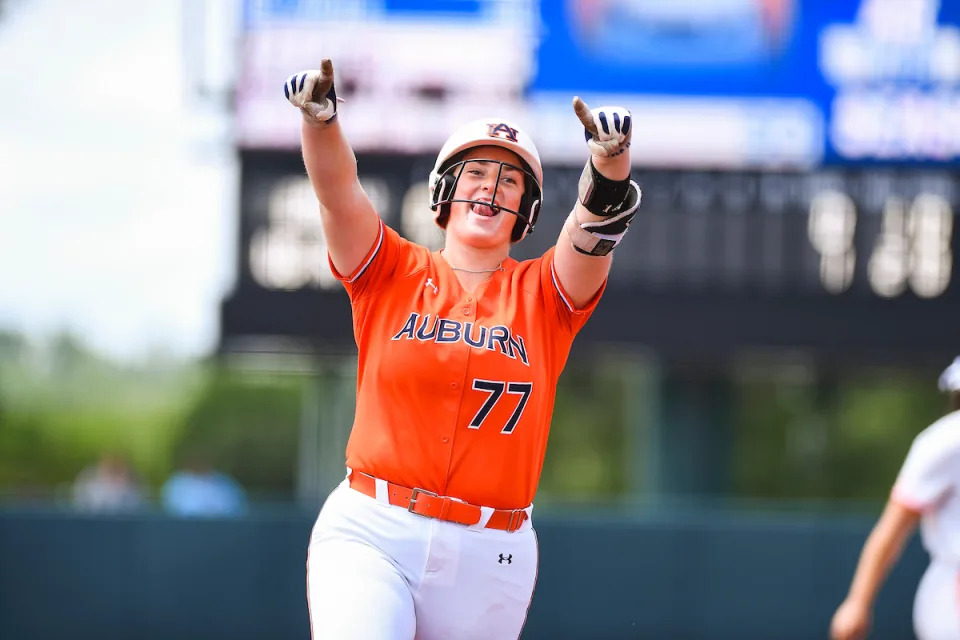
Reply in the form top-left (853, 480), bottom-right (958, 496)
top-left (831, 357), bottom-right (960, 640)
top-left (283, 59), bottom-right (641, 639)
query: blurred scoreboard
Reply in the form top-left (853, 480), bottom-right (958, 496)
top-left (237, 0), bottom-right (960, 167)
top-left (220, 153), bottom-right (960, 363)
top-left (222, 0), bottom-right (960, 363)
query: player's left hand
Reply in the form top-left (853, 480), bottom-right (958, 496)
top-left (573, 97), bottom-right (631, 158)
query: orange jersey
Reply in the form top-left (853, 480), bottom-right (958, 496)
top-left (331, 221), bottom-right (604, 509)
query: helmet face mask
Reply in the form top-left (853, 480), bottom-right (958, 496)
top-left (431, 157), bottom-right (542, 242)
top-left (428, 119), bottom-right (544, 243)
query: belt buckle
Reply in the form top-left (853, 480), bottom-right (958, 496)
top-left (408, 487), bottom-right (438, 516)
top-left (507, 509), bottom-right (524, 532)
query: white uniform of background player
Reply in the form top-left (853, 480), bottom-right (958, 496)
top-left (893, 359), bottom-right (960, 639)
top-left (831, 357), bottom-right (960, 640)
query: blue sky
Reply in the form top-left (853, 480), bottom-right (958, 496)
top-left (0, 0), bottom-right (237, 362)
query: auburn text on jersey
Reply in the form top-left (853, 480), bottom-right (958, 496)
top-left (391, 312), bottom-right (530, 366)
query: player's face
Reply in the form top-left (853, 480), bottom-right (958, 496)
top-left (445, 146), bottom-right (525, 249)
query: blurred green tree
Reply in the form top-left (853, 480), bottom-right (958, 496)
top-left (170, 370), bottom-right (303, 497)
top-left (732, 363), bottom-right (944, 504)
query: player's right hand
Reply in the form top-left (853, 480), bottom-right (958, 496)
top-left (283, 58), bottom-right (339, 123)
top-left (829, 599), bottom-right (871, 640)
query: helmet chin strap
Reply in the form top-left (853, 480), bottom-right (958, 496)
top-left (432, 157), bottom-right (540, 241)
top-left (459, 200), bottom-right (533, 244)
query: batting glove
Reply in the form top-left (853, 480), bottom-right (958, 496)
top-left (283, 58), bottom-right (341, 124)
top-left (573, 97), bottom-right (631, 158)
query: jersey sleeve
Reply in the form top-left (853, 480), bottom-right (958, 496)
top-left (328, 220), bottom-right (418, 303)
top-left (891, 426), bottom-right (958, 513)
top-left (533, 246), bottom-right (607, 336)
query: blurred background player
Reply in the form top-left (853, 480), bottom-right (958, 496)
top-left (283, 59), bottom-right (640, 639)
top-left (830, 356), bottom-right (960, 640)
top-left (72, 452), bottom-right (146, 514)
top-left (161, 449), bottom-right (247, 518)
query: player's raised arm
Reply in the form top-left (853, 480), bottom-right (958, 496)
top-left (283, 59), bottom-right (381, 277)
top-left (552, 98), bottom-right (642, 309)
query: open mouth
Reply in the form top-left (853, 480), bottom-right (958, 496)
top-left (471, 201), bottom-right (500, 217)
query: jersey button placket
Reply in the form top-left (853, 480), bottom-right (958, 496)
top-left (461, 296), bottom-right (475, 317)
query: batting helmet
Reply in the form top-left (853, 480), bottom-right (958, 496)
top-left (428, 118), bottom-right (543, 242)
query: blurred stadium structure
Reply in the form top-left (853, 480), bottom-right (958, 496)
top-left (226, 0), bottom-right (960, 346)
top-left (2, 0), bottom-right (959, 638)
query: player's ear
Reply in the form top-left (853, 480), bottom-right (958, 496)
top-left (433, 173), bottom-right (457, 207)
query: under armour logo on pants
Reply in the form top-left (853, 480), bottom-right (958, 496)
top-left (498, 554), bottom-right (512, 564)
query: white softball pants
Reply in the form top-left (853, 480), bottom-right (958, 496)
top-left (914, 560), bottom-right (960, 640)
top-left (306, 479), bottom-right (539, 639)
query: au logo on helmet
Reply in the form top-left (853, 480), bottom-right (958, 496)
top-left (487, 123), bottom-right (519, 142)
top-left (428, 117), bottom-right (544, 242)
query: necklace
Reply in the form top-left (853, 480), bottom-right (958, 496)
top-left (442, 250), bottom-right (505, 274)
top-left (449, 261), bottom-right (504, 274)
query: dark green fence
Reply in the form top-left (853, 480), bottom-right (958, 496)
top-left (0, 508), bottom-right (927, 639)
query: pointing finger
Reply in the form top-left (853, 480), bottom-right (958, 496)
top-left (313, 58), bottom-right (335, 101)
top-left (573, 96), bottom-right (598, 136)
